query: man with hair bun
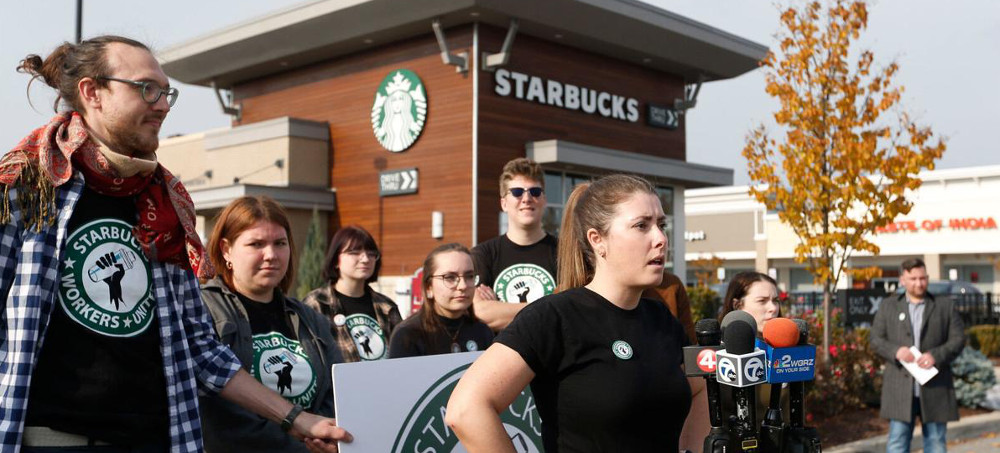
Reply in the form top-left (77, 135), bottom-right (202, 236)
top-left (471, 157), bottom-right (559, 331)
top-left (0, 36), bottom-right (350, 452)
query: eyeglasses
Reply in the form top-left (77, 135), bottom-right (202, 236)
top-left (507, 187), bottom-right (544, 198)
top-left (343, 250), bottom-right (380, 261)
top-left (431, 273), bottom-right (479, 289)
top-left (98, 76), bottom-right (179, 106)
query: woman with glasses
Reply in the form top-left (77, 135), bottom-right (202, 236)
top-left (389, 243), bottom-right (494, 358)
top-left (199, 196), bottom-right (344, 453)
top-left (446, 175), bottom-right (694, 452)
top-left (304, 225), bottom-right (402, 362)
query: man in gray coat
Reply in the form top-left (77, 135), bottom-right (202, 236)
top-left (871, 258), bottom-right (965, 453)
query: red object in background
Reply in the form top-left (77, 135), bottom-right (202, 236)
top-left (410, 267), bottom-right (424, 314)
top-left (971, 271), bottom-right (979, 283)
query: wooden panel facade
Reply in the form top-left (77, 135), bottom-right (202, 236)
top-left (228, 23), bottom-right (691, 272)
top-left (475, 24), bottom-right (688, 241)
top-left (234, 27), bottom-right (476, 275)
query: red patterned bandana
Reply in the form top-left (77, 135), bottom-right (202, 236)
top-left (0, 112), bottom-right (215, 279)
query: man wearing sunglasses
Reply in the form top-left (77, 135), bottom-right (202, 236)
top-left (0, 36), bottom-right (350, 452)
top-left (472, 158), bottom-right (559, 331)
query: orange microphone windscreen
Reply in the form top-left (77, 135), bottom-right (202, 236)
top-left (762, 317), bottom-right (800, 348)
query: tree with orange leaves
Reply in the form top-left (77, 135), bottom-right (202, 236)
top-left (742, 0), bottom-right (946, 361)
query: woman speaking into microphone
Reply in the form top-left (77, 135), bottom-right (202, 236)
top-left (446, 174), bottom-right (693, 452)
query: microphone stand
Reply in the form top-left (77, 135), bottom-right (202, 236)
top-left (783, 381), bottom-right (822, 452)
top-left (759, 384), bottom-right (785, 452)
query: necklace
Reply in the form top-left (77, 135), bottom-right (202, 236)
top-left (448, 322), bottom-right (463, 353)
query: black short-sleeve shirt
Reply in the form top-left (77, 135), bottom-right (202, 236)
top-left (471, 234), bottom-right (558, 304)
top-left (496, 287), bottom-right (691, 452)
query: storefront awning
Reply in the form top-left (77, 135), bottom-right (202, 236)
top-left (188, 184), bottom-right (337, 211)
top-left (161, 0), bottom-right (767, 87)
top-left (527, 139), bottom-right (733, 188)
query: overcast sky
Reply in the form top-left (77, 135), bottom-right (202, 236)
top-left (2, 0), bottom-right (997, 185)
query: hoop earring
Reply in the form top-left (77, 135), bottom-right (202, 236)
top-left (226, 260), bottom-right (233, 270)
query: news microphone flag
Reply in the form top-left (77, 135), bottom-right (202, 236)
top-left (684, 345), bottom-right (722, 377)
top-left (716, 315), bottom-right (766, 388)
top-left (756, 340), bottom-right (816, 383)
top-left (758, 318), bottom-right (817, 383)
top-left (715, 349), bottom-right (767, 387)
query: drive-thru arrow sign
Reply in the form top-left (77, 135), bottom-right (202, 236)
top-left (380, 168), bottom-right (419, 196)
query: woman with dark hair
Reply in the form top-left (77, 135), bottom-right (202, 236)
top-left (719, 271), bottom-right (788, 429)
top-left (446, 174), bottom-right (694, 452)
top-left (720, 271), bottom-right (780, 336)
top-left (199, 196), bottom-right (344, 453)
top-left (303, 225), bottom-right (401, 362)
top-left (389, 243), bottom-right (493, 358)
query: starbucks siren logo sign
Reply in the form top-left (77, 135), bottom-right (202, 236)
top-left (392, 364), bottom-right (543, 453)
top-left (494, 264), bottom-right (555, 304)
top-left (58, 219), bottom-right (156, 337)
top-left (371, 69), bottom-right (427, 152)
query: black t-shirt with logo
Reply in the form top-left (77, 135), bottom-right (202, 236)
top-left (496, 287), bottom-right (691, 452)
top-left (237, 291), bottom-right (320, 407)
top-left (336, 290), bottom-right (376, 319)
top-left (388, 312), bottom-right (494, 358)
top-left (236, 291), bottom-right (295, 338)
top-left (26, 187), bottom-right (169, 445)
top-left (336, 290), bottom-right (390, 361)
top-left (471, 234), bottom-right (558, 304)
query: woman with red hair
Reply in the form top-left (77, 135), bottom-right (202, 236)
top-left (199, 196), bottom-right (342, 453)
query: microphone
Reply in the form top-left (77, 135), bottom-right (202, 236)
top-left (684, 319), bottom-right (730, 453)
top-left (758, 317), bottom-right (804, 452)
top-left (717, 311), bottom-right (766, 452)
top-left (780, 318), bottom-right (822, 453)
top-left (684, 320), bottom-right (725, 425)
top-left (785, 319), bottom-right (814, 428)
top-left (720, 310), bottom-right (757, 338)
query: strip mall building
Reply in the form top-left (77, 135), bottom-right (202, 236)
top-left (157, 0), bottom-right (766, 312)
top-left (684, 165), bottom-right (1000, 294)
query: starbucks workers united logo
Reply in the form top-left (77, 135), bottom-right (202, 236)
top-left (494, 264), bottom-right (555, 304)
top-left (251, 333), bottom-right (318, 406)
top-left (371, 69), bottom-right (427, 152)
top-left (392, 364), bottom-right (543, 453)
top-left (58, 219), bottom-right (155, 337)
top-left (346, 314), bottom-right (387, 361)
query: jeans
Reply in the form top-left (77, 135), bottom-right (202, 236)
top-left (886, 398), bottom-right (947, 453)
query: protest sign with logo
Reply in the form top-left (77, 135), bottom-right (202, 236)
top-left (333, 351), bottom-right (544, 452)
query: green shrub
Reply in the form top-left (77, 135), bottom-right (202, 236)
top-left (295, 207), bottom-right (327, 299)
top-left (801, 308), bottom-right (883, 417)
top-left (951, 346), bottom-right (997, 408)
top-left (966, 325), bottom-right (1000, 357)
top-left (687, 286), bottom-right (720, 324)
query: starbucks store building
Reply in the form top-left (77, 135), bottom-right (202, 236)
top-left (158, 0), bottom-right (766, 314)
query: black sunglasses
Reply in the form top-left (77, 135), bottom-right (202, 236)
top-left (508, 187), bottom-right (544, 198)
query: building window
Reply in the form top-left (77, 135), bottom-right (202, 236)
top-left (541, 170), bottom-right (676, 267)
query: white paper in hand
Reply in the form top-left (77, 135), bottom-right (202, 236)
top-left (901, 346), bottom-right (938, 385)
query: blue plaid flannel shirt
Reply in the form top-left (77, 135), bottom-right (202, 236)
top-left (0, 173), bottom-right (242, 453)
